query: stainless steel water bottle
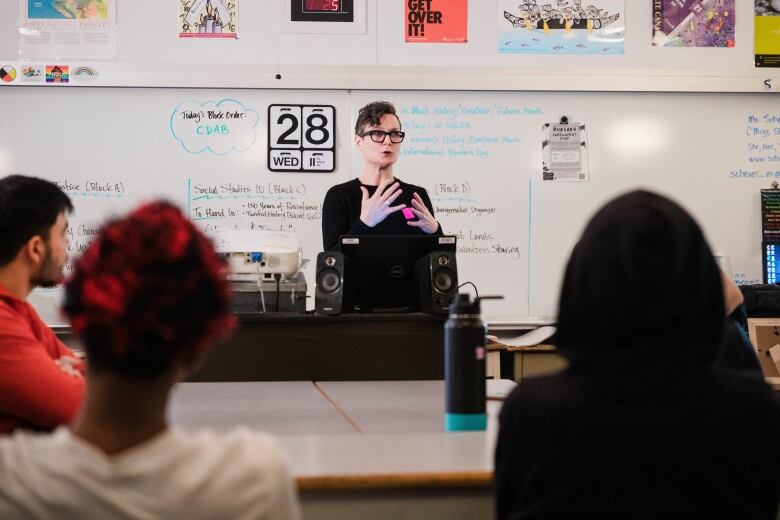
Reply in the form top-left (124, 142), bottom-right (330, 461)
top-left (444, 293), bottom-right (487, 432)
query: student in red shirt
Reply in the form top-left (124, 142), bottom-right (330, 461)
top-left (0, 175), bottom-right (84, 433)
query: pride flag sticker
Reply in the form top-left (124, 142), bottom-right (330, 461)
top-left (45, 65), bottom-right (69, 84)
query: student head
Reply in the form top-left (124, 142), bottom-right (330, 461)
top-left (555, 190), bottom-right (724, 369)
top-left (0, 175), bottom-right (73, 289)
top-left (354, 101), bottom-right (405, 169)
top-left (63, 201), bottom-right (235, 381)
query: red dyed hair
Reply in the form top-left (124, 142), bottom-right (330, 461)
top-left (63, 201), bottom-right (235, 378)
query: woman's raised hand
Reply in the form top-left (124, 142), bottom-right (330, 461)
top-left (407, 192), bottom-right (439, 234)
top-left (359, 180), bottom-right (405, 227)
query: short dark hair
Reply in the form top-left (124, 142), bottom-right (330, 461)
top-left (0, 175), bottom-right (73, 266)
top-left (354, 101), bottom-right (400, 136)
top-left (63, 201), bottom-right (235, 379)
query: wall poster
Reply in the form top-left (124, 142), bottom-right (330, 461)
top-left (498, 0), bottom-right (624, 54)
top-left (19, 0), bottom-right (117, 59)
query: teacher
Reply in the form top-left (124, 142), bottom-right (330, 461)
top-left (321, 101), bottom-right (442, 251)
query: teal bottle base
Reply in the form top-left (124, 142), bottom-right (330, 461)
top-left (444, 412), bottom-right (487, 432)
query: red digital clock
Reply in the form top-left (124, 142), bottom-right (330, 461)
top-left (304, 0), bottom-right (340, 12)
top-left (291, 0), bottom-right (353, 22)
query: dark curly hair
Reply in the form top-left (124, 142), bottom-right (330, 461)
top-left (63, 201), bottom-right (235, 379)
top-left (354, 101), bottom-right (400, 136)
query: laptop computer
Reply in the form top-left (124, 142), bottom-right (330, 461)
top-left (339, 234), bottom-right (457, 312)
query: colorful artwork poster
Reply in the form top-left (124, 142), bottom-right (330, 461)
top-left (405, 0), bottom-right (467, 43)
top-left (498, 0), bottom-right (625, 54)
top-left (180, 0), bottom-right (238, 38)
top-left (652, 0), bottom-right (735, 47)
top-left (756, 0), bottom-right (780, 67)
top-left (45, 65), bottom-right (70, 83)
top-left (28, 0), bottom-right (108, 19)
top-left (20, 0), bottom-right (116, 59)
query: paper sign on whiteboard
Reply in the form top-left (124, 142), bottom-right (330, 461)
top-left (541, 121), bottom-right (589, 182)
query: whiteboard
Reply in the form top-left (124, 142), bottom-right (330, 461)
top-left (1, 87), bottom-right (778, 324)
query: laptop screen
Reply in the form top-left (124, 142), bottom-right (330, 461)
top-left (339, 235), bottom-right (457, 312)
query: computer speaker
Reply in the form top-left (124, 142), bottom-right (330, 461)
top-left (315, 251), bottom-right (354, 315)
top-left (415, 250), bottom-right (458, 315)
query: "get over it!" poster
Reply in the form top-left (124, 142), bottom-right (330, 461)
top-left (405, 0), bottom-right (467, 43)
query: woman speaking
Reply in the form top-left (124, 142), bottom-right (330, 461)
top-left (321, 101), bottom-right (442, 251)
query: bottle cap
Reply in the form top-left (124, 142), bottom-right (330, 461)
top-left (449, 293), bottom-right (480, 314)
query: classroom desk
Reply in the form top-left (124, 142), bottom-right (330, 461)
top-left (169, 380), bottom-right (508, 520)
top-left (498, 344), bottom-right (568, 382)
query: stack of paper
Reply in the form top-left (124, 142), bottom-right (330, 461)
top-left (487, 325), bottom-right (556, 348)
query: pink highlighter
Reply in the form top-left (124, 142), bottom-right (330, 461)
top-left (402, 207), bottom-right (415, 220)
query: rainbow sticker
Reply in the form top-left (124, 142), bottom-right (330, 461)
top-left (0, 66), bottom-right (16, 83)
top-left (73, 66), bottom-right (97, 78)
top-left (45, 65), bottom-right (69, 84)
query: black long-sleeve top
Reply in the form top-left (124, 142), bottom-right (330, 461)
top-left (321, 177), bottom-right (442, 252)
top-left (495, 367), bottom-right (780, 520)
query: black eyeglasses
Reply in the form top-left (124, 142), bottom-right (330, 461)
top-left (359, 130), bottom-right (406, 143)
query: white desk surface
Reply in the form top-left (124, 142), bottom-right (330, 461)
top-left (169, 380), bottom-right (515, 489)
top-left (169, 381), bottom-right (355, 435)
top-left (314, 380), bottom-right (503, 434)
